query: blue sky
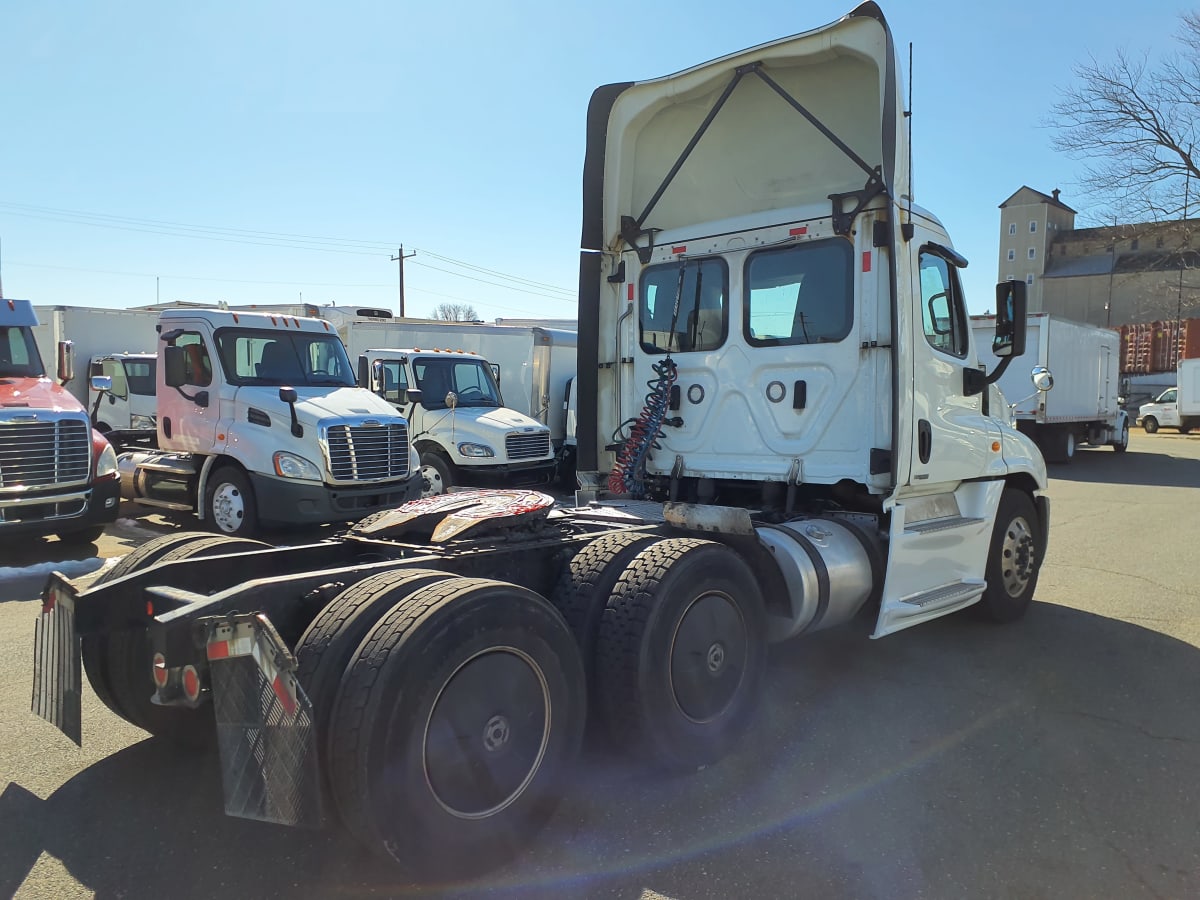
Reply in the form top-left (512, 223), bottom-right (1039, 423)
top-left (0, 1), bottom-right (1191, 319)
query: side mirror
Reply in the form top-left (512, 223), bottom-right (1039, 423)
top-left (446, 391), bottom-right (459, 410)
top-left (357, 355), bottom-right (370, 389)
top-left (490, 363), bottom-right (501, 383)
top-left (1031, 366), bottom-right (1054, 393)
top-left (57, 341), bottom-right (75, 384)
top-left (279, 386), bottom-right (298, 404)
top-left (163, 346), bottom-right (187, 387)
top-left (90, 375), bottom-right (113, 394)
top-left (992, 280), bottom-right (1028, 359)
top-left (405, 387), bottom-right (423, 406)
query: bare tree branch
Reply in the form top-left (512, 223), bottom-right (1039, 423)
top-left (431, 302), bottom-right (479, 322)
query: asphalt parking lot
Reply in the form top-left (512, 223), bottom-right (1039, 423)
top-left (2, 432), bottom-right (1198, 899)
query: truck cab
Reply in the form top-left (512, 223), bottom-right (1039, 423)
top-left (88, 351), bottom-right (158, 447)
top-left (0, 299), bottom-right (120, 543)
top-left (120, 309), bottom-right (422, 534)
top-left (360, 347), bottom-right (556, 494)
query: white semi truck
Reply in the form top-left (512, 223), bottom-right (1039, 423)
top-left (971, 313), bottom-right (1129, 462)
top-left (358, 346), bottom-right (556, 493)
top-left (115, 307), bottom-right (422, 534)
top-left (1138, 357), bottom-right (1200, 433)
top-left (340, 318), bottom-right (578, 456)
top-left (32, 2), bottom-right (1051, 882)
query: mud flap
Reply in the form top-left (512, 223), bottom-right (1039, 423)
top-left (31, 574), bottom-right (83, 745)
top-left (204, 614), bottom-right (322, 828)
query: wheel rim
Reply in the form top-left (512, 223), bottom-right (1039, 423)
top-left (423, 647), bottom-right (550, 819)
top-left (421, 464), bottom-right (445, 497)
top-left (1120, 425), bottom-right (1129, 449)
top-left (1000, 515), bottom-right (1037, 598)
top-left (669, 591), bottom-right (748, 723)
top-left (211, 482), bottom-right (244, 533)
top-left (1065, 432), bottom-right (1075, 458)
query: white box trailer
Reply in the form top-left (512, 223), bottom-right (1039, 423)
top-left (339, 319), bottom-right (578, 450)
top-left (971, 313), bottom-right (1129, 461)
top-left (32, 305), bottom-right (159, 400)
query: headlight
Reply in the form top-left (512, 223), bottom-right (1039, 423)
top-left (130, 414), bottom-right (156, 430)
top-left (408, 446), bottom-right (420, 472)
top-left (273, 451), bottom-right (323, 480)
top-left (457, 442), bottom-right (495, 458)
top-left (95, 442), bottom-right (119, 478)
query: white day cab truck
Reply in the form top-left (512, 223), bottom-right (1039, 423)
top-left (357, 347), bottom-right (556, 494)
top-left (0, 299), bottom-right (121, 543)
top-left (32, 3), bottom-right (1052, 881)
top-left (114, 307), bottom-right (422, 535)
top-left (1137, 358), bottom-right (1200, 433)
top-left (340, 318), bottom-right (578, 479)
top-left (32, 304), bottom-right (161, 446)
top-left (972, 312), bottom-right (1129, 462)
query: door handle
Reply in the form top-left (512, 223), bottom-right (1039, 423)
top-left (918, 419), bottom-right (932, 464)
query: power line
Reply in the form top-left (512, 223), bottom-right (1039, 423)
top-left (7, 258), bottom-right (394, 287)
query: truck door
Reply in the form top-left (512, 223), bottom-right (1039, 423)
top-left (158, 331), bottom-right (219, 452)
top-left (875, 238), bottom-right (1003, 637)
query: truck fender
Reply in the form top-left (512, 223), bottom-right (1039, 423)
top-left (195, 454), bottom-right (224, 522)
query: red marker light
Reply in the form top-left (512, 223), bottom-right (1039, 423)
top-left (789, 226), bottom-right (808, 236)
top-left (152, 653), bottom-right (169, 688)
top-left (672, 245), bottom-right (686, 254)
top-left (862, 251), bottom-right (872, 272)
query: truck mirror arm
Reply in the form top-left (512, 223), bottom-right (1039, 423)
top-left (984, 356), bottom-right (1015, 387)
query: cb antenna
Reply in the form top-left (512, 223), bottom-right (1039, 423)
top-left (902, 41), bottom-right (915, 241)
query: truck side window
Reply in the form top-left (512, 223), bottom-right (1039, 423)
top-left (102, 359), bottom-right (129, 398)
top-left (639, 258), bottom-right (728, 354)
top-left (175, 332), bottom-right (213, 387)
top-left (744, 239), bottom-right (852, 345)
top-left (918, 250), bottom-right (968, 358)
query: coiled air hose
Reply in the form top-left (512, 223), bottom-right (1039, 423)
top-left (607, 356), bottom-right (678, 496)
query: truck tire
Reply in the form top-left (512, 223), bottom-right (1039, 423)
top-left (594, 538), bottom-right (767, 772)
top-left (56, 526), bottom-right (106, 545)
top-left (419, 450), bottom-right (454, 497)
top-left (294, 567), bottom-right (451, 799)
top-left (328, 577), bottom-right (586, 877)
top-left (1113, 421), bottom-right (1130, 452)
top-left (82, 532), bottom-right (219, 716)
top-left (974, 489), bottom-right (1041, 624)
top-left (549, 531), bottom-right (662, 695)
top-left (205, 466), bottom-right (259, 537)
top-left (89, 534), bottom-right (268, 745)
top-left (1143, 416), bottom-right (1159, 434)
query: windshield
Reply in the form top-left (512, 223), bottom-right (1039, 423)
top-left (413, 357), bottom-right (502, 410)
top-left (215, 329), bottom-right (356, 387)
top-left (0, 326), bottom-right (46, 378)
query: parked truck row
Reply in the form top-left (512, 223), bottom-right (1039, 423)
top-left (32, 1), bottom-right (1053, 882)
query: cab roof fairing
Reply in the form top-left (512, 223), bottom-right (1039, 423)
top-left (596, 2), bottom-right (908, 260)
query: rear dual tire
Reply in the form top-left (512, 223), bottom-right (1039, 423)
top-left (326, 576), bottom-right (586, 877)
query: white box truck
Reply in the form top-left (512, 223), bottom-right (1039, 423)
top-left (340, 318), bottom-right (578, 455)
top-left (1138, 357), bottom-right (1200, 433)
top-left (358, 346), bottom-right (556, 493)
top-left (32, 305), bottom-right (161, 443)
top-left (971, 313), bottom-right (1129, 461)
top-left (33, 3), bottom-right (1055, 881)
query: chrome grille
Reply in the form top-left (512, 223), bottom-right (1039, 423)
top-left (325, 423), bottom-right (409, 483)
top-left (505, 431), bottom-right (551, 461)
top-left (0, 417), bottom-right (91, 491)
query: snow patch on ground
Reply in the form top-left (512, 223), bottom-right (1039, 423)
top-left (0, 555), bottom-right (120, 583)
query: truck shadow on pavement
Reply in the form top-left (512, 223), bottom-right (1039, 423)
top-left (1, 601), bottom-right (1198, 900)
top-left (1048, 445), bottom-right (1200, 487)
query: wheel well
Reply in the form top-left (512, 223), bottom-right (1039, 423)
top-left (198, 455), bottom-right (250, 521)
top-left (414, 440), bottom-right (449, 460)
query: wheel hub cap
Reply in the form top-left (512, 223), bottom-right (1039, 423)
top-left (212, 484), bottom-right (243, 532)
top-left (1001, 516), bottom-right (1036, 597)
top-left (670, 592), bottom-right (747, 723)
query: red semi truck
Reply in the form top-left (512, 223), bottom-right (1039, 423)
top-left (1, 298), bottom-right (121, 543)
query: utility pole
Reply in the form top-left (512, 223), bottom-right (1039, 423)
top-left (391, 245), bottom-right (416, 317)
